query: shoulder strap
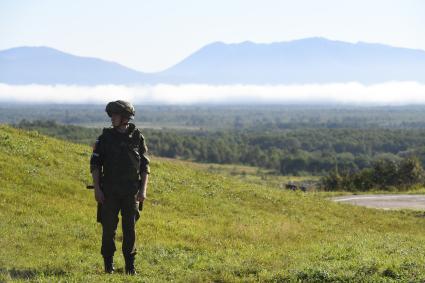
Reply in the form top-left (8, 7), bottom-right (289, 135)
top-left (130, 128), bottom-right (143, 144)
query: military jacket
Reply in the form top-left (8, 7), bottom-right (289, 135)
top-left (90, 123), bottom-right (150, 195)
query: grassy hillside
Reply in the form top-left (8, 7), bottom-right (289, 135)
top-left (1, 125), bottom-right (425, 282)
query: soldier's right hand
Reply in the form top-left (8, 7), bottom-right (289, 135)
top-left (94, 189), bottom-right (105, 204)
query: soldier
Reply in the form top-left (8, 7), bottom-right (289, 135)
top-left (90, 100), bottom-right (150, 275)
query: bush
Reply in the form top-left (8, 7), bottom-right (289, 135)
top-left (320, 157), bottom-right (424, 191)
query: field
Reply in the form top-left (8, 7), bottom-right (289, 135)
top-left (2, 125), bottom-right (425, 282)
top-left (177, 160), bottom-right (319, 189)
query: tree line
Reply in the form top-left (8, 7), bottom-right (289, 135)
top-left (144, 128), bottom-right (425, 176)
top-left (13, 119), bottom-right (425, 178)
top-left (13, 119), bottom-right (425, 191)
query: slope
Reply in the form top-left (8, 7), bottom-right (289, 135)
top-left (1, 125), bottom-right (425, 282)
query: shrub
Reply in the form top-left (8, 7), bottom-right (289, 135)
top-left (320, 157), bottom-right (424, 191)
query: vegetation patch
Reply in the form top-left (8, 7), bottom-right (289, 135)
top-left (322, 157), bottom-right (424, 191)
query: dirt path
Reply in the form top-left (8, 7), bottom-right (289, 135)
top-left (332, 194), bottom-right (425, 210)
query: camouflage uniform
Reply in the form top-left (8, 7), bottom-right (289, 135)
top-left (90, 122), bottom-right (150, 266)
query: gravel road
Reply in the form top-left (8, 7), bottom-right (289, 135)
top-left (332, 194), bottom-right (425, 210)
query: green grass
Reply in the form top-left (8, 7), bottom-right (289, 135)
top-left (186, 160), bottom-right (319, 190)
top-left (2, 124), bottom-right (425, 282)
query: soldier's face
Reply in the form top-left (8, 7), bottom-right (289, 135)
top-left (111, 113), bottom-right (122, 127)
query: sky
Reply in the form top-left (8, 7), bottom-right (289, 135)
top-left (1, 0), bottom-right (424, 72)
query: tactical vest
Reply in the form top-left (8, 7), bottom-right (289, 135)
top-left (101, 126), bottom-right (141, 193)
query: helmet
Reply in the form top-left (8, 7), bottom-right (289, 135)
top-left (105, 100), bottom-right (135, 119)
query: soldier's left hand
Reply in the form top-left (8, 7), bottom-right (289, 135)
top-left (136, 191), bottom-right (146, 202)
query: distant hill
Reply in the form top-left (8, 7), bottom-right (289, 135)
top-left (159, 38), bottom-right (425, 84)
top-left (0, 46), bottom-right (153, 85)
top-left (1, 38), bottom-right (425, 85)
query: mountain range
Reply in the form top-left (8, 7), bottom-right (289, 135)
top-left (1, 37), bottom-right (424, 85)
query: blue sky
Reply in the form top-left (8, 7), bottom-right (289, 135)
top-left (1, 0), bottom-right (424, 72)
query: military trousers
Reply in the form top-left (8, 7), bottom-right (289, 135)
top-left (100, 193), bottom-right (140, 258)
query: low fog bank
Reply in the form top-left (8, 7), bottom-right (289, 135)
top-left (1, 82), bottom-right (425, 105)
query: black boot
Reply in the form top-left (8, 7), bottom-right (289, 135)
top-left (124, 255), bottom-right (136, 275)
top-left (103, 256), bottom-right (114, 274)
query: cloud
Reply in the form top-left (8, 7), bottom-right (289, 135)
top-left (1, 82), bottom-right (425, 105)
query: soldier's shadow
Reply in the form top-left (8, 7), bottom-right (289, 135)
top-left (0, 267), bottom-right (67, 280)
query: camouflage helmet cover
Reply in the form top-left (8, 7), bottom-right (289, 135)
top-left (105, 100), bottom-right (135, 119)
